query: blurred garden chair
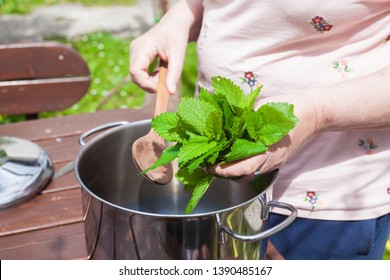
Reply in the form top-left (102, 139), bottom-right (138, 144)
top-left (0, 42), bottom-right (90, 120)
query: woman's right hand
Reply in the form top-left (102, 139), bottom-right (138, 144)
top-left (129, 0), bottom-right (203, 95)
top-left (129, 23), bottom-right (187, 94)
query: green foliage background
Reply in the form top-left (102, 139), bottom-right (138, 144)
top-left (0, 0), bottom-right (135, 14)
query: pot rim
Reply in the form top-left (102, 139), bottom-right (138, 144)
top-left (74, 119), bottom-right (278, 218)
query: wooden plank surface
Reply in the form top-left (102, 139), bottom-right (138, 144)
top-left (0, 223), bottom-right (87, 260)
top-left (0, 42), bottom-right (90, 81)
top-left (0, 188), bottom-right (83, 237)
top-left (0, 108), bottom-right (152, 260)
top-left (0, 42), bottom-right (92, 115)
top-left (44, 162), bottom-right (79, 193)
top-left (0, 108), bottom-right (152, 141)
top-left (0, 78), bottom-right (90, 114)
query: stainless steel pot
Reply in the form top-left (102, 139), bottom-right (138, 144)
top-left (75, 120), bottom-right (297, 260)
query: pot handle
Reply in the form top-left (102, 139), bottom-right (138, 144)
top-left (216, 200), bottom-right (297, 242)
top-left (79, 121), bottom-right (129, 147)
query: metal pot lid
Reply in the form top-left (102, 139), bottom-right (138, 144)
top-left (0, 136), bottom-right (53, 210)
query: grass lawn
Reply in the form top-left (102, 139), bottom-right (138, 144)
top-left (0, 0), bottom-right (135, 14)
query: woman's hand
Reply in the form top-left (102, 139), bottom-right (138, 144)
top-left (129, 22), bottom-right (188, 94)
top-left (129, 0), bottom-right (203, 94)
top-left (207, 93), bottom-right (323, 182)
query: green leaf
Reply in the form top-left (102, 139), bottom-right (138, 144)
top-left (186, 141), bottom-right (224, 173)
top-left (212, 76), bottom-right (247, 115)
top-left (222, 101), bottom-right (234, 132)
top-left (185, 175), bottom-right (214, 214)
top-left (199, 87), bottom-right (219, 108)
top-left (246, 85), bottom-right (262, 108)
top-left (178, 140), bottom-right (217, 165)
top-left (224, 138), bottom-right (268, 163)
top-left (178, 97), bottom-right (218, 135)
top-left (142, 144), bottom-right (181, 173)
top-left (245, 110), bottom-right (264, 141)
top-left (146, 76), bottom-right (299, 214)
top-left (255, 102), bottom-right (299, 146)
top-left (152, 112), bottom-right (181, 142)
top-left (176, 168), bottom-right (215, 214)
top-left (229, 115), bottom-right (246, 140)
top-left (222, 102), bottom-right (246, 140)
top-left (176, 167), bottom-right (203, 186)
top-left (205, 110), bottom-right (223, 139)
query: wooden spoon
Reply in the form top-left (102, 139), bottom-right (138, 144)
top-left (132, 60), bottom-right (173, 185)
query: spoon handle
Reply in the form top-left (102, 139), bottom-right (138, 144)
top-left (154, 60), bottom-right (170, 117)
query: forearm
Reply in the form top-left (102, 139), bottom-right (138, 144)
top-left (315, 65), bottom-right (390, 132)
top-left (160, 0), bottom-right (204, 42)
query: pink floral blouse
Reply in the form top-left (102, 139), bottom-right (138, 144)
top-left (197, 0), bottom-right (390, 220)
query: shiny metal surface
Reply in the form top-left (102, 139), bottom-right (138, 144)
top-left (75, 120), bottom-right (296, 260)
top-left (0, 136), bottom-right (53, 210)
top-left (53, 160), bottom-right (74, 179)
top-left (79, 121), bottom-right (129, 147)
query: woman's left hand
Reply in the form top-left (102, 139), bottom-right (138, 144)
top-left (207, 93), bottom-right (322, 182)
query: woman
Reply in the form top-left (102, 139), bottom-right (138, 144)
top-left (129, 0), bottom-right (390, 259)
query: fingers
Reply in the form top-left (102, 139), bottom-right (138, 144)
top-left (207, 153), bottom-right (267, 179)
top-left (165, 51), bottom-right (185, 95)
top-left (129, 41), bottom-right (159, 93)
top-left (130, 44), bottom-right (184, 95)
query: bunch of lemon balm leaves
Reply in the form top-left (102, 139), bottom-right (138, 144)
top-left (143, 76), bottom-right (299, 214)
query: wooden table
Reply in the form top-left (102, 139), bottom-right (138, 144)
top-left (0, 108), bottom-right (152, 259)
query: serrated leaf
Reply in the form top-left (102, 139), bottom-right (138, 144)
top-left (185, 175), bottom-right (214, 214)
top-left (222, 102), bottom-right (246, 140)
top-left (175, 168), bottom-right (215, 214)
top-left (178, 140), bottom-right (217, 165)
top-left (207, 142), bottom-right (226, 164)
top-left (228, 114), bottom-right (246, 140)
top-left (246, 85), bottom-right (262, 108)
top-left (142, 144), bottom-right (181, 173)
top-left (257, 124), bottom-right (287, 146)
top-left (146, 76), bottom-right (299, 214)
top-left (205, 110), bottom-right (223, 139)
top-left (224, 138), bottom-right (268, 163)
top-left (186, 141), bottom-right (223, 173)
top-left (199, 87), bottom-right (219, 108)
top-left (222, 101), bottom-right (234, 131)
top-left (255, 102), bottom-right (299, 145)
top-left (178, 97), bottom-right (218, 135)
top-left (176, 167), bottom-right (204, 186)
top-left (152, 112), bottom-right (181, 142)
top-left (245, 110), bottom-right (264, 141)
top-left (212, 76), bottom-right (247, 115)
top-left (187, 133), bottom-right (209, 142)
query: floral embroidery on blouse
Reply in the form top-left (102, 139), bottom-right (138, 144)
top-left (387, 187), bottom-right (390, 195)
top-left (384, 34), bottom-right (390, 46)
top-left (309, 16), bottom-right (333, 33)
top-left (358, 138), bottom-right (378, 155)
top-left (303, 191), bottom-right (320, 211)
top-left (241, 72), bottom-right (262, 91)
top-left (333, 59), bottom-right (352, 80)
